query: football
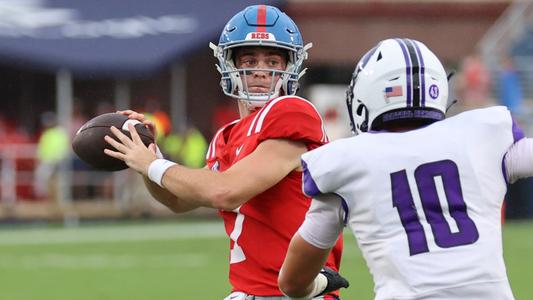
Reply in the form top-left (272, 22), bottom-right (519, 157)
top-left (72, 113), bottom-right (155, 171)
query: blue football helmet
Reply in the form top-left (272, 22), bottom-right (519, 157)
top-left (210, 5), bottom-right (311, 107)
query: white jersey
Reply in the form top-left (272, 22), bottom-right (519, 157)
top-left (300, 106), bottom-right (524, 300)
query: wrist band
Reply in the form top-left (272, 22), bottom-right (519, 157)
top-left (286, 272), bottom-right (328, 300)
top-left (148, 159), bottom-right (176, 188)
top-left (307, 272), bottom-right (328, 299)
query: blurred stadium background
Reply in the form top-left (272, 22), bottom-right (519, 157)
top-left (0, 0), bottom-right (532, 299)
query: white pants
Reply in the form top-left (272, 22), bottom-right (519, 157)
top-left (223, 291), bottom-right (326, 300)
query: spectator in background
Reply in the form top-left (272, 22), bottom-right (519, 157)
top-left (457, 53), bottom-right (491, 109)
top-left (498, 55), bottom-right (524, 117)
top-left (145, 110), bottom-right (171, 143)
top-left (34, 112), bottom-right (69, 200)
top-left (142, 98), bottom-right (172, 143)
top-left (0, 114), bottom-right (35, 200)
top-left (70, 100), bottom-right (93, 200)
top-left (161, 123), bottom-right (207, 168)
top-left (71, 99), bottom-right (89, 138)
top-left (0, 114), bottom-right (33, 146)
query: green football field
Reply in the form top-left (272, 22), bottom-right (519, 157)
top-left (0, 220), bottom-right (531, 299)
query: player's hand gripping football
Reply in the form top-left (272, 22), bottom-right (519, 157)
top-left (317, 267), bottom-right (350, 296)
top-left (116, 110), bottom-right (157, 136)
top-left (104, 110), bottom-right (158, 176)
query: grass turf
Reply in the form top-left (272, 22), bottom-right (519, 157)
top-left (0, 220), bottom-right (530, 299)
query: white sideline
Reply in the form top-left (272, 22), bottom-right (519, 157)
top-left (0, 221), bottom-right (226, 246)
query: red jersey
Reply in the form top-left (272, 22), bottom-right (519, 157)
top-left (206, 96), bottom-right (344, 297)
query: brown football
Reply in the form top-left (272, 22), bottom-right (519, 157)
top-left (72, 113), bottom-right (155, 171)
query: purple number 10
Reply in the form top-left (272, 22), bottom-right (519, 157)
top-left (390, 159), bottom-right (479, 256)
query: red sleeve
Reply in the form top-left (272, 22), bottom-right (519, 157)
top-left (253, 96), bottom-right (328, 150)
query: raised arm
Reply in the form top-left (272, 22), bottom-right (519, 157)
top-left (104, 122), bottom-right (307, 212)
top-left (141, 174), bottom-right (200, 213)
top-left (158, 138), bottom-right (306, 211)
top-left (279, 193), bottom-right (349, 298)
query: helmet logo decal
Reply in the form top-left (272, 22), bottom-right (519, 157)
top-left (429, 84), bottom-right (439, 99)
top-left (385, 86), bottom-right (403, 98)
top-left (245, 32), bottom-right (275, 41)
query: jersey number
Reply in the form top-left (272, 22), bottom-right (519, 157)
top-left (230, 209), bottom-right (246, 264)
top-left (390, 159), bottom-right (479, 256)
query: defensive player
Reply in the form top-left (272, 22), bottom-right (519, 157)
top-left (104, 5), bottom-right (345, 300)
top-left (279, 38), bottom-right (533, 299)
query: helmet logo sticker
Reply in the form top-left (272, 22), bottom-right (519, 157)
top-left (429, 84), bottom-right (439, 99)
top-left (385, 86), bottom-right (403, 98)
top-left (245, 32), bottom-right (275, 41)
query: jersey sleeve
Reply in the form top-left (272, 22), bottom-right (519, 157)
top-left (446, 105), bottom-right (523, 185)
top-left (297, 193), bottom-right (345, 249)
top-left (301, 138), bottom-right (351, 197)
top-left (253, 96), bottom-right (327, 150)
top-left (470, 106), bottom-right (524, 144)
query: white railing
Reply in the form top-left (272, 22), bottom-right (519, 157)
top-left (0, 144), bottom-right (146, 222)
top-left (478, 0), bottom-right (533, 71)
top-left (0, 144), bottom-right (212, 223)
top-left (0, 144), bottom-right (37, 206)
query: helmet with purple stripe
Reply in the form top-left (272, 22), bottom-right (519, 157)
top-left (210, 5), bottom-right (311, 107)
top-left (346, 38), bottom-right (448, 134)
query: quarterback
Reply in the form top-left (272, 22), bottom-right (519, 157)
top-left (104, 5), bottom-right (345, 300)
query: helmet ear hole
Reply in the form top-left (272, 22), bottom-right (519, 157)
top-left (355, 102), bottom-right (369, 132)
top-left (356, 103), bottom-right (365, 115)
